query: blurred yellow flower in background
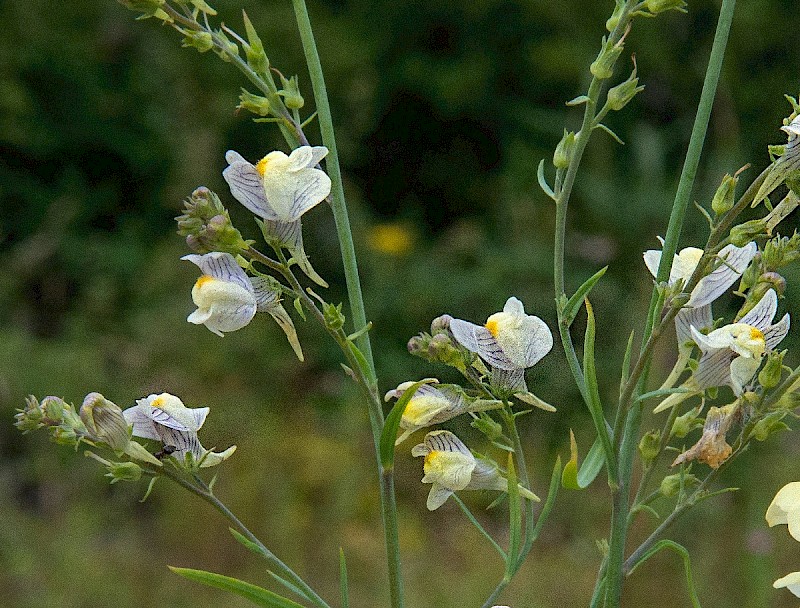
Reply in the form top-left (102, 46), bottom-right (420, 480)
top-left (367, 222), bottom-right (414, 256)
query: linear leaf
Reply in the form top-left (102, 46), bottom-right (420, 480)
top-left (379, 378), bottom-right (437, 469)
top-left (537, 159), bottom-right (556, 200)
top-left (563, 266), bottom-right (608, 327)
top-left (168, 567), bottom-right (306, 608)
top-left (505, 452), bottom-right (521, 575)
top-left (626, 540), bottom-right (701, 608)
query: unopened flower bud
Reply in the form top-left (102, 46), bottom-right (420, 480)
top-left (212, 29), bottom-right (239, 62)
top-left (107, 461), bottom-right (143, 483)
top-left (407, 335), bottom-right (429, 356)
top-left (176, 187), bottom-right (251, 255)
top-left (430, 314), bottom-right (453, 335)
top-left (80, 393), bottom-right (130, 451)
top-left (428, 333), bottom-right (462, 366)
top-left (279, 75), bottom-right (304, 111)
top-left (671, 406), bottom-right (702, 439)
top-left (660, 472), bottom-right (698, 497)
top-left (242, 11), bottom-right (270, 76)
top-left (750, 411), bottom-right (790, 442)
top-left (591, 37), bottom-right (624, 80)
top-left (181, 30), bottom-right (214, 53)
top-left (638, 430), bottom-right (661, 466)
top-left (323, 302), bottom-right (345, 331)
top-left (712, 173), bottom-right (738, 215)
top-left (729, 219), bottom-right (766, 247)
top-left (238, 90), bottom-right (272, 117)
top-left (606, 66), bottom-right (644, 112)
top-left (606, 2), bottom-right (624, 32)
top-left (644, 0), bottom-right (688, 14)
top-left (553, 130), bottom-right (576, 169)
top-left (117, 0), bottom-right (170, 21)
top-left (471, 412), bottom-right (503, 441)
top-left (759, 350), bottom-right (785, 389)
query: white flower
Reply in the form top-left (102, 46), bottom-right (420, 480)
top-left (773, 572), bottom-right (800, 598)
top-left (222, 146), bottom-right (331, 223)
top-left (766, 481), bottom-right (800, 541)
top-left (691, 289), bottom-right (789, 395)
top-left (449, 297), bottom-right (552, 395)
top-left (123, 393), bottom-right (236, 467)
top-left (643, 242), bottom-right (757, 349)
top-left (183, 252), bottom-right (304, 360)
top-left (411, 430), bottom-right (539, 510)
top-left (384, 381), bottom-right (501, 445)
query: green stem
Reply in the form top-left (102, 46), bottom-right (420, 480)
top-left (453, 495), bottom-right (507, 560)
top-left (160, 467), bottom-right (331, 608)
top-left (291, 0), bottom-right (377, 389)
top-left (602, 2), bottom-right (737, 605)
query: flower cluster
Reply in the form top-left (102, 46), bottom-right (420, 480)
top-left (395, 297), bottom-right (553, 509)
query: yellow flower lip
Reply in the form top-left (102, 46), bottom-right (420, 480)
top-left (194, 274), bottom-right (215, 289)
top-left (424, 451), bottom-right (439, 467)
top-left (255, 156), bottom-right (270, 177)
top-left (485, 319), bottom-right (499, 337)
top-left (750, 327), bottom-right (765, 342)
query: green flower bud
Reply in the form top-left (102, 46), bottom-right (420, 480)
top-left (471, 411), bottom-right (503, 441)
top-left (590, 37), bottom-right (624, 80)
top-left (238, 90), bottom-right (272, 117)
top-left (729, 219), bottom-right (766, 247)
top-left (660, 472), bottom-right (699, 498)
top-left (176, 187), bottom-right (252, 255)
top-left (242, 11), bottom-right (270, 76)
top-left (606, 1), bottom-right (624, 32)
top-left (763, 234), bottom-right (800, 269)
top-left (606, 67), bottom-right (644, 112)
top-left (80, 393), bottom-right (130, 451)
top-left (553, 130), bottom-right (576, 169)
top-left (407, 334), bottom-right (431, 358)
top-left (712, 173), bottom-right (738, 215)
top-left (758, 350), bottom-right (786, 389)
top-left (644, 0), bottom-right (688, 14)
top-left (749, 411), bottom-right (790, 442)
top-left (638, 430), bottom-right (661, 466)
top-left (736, 274), bottom-right (786, 320)
top-left (117, 0), bottom-right (171, 21)
top-left (14, 395), bottom-right (49, 432)
top-left (213, 30), bottom-right (239, 63)
top-left (279, 75), bottom-right (304, 111)
top-left (671, 406), bottom-right (702, 439)
top-left (107, 461), bottom-right (143, 483)
top-left (190, 0), bottom-right (216, 14)
top-left (427, 333), bottom-right (463, 368)
top-left (181, 30), bottom-right (214, 53)
top-left (323, 302), bottom-right (345, 330)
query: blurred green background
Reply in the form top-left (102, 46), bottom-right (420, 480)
top-left (3, 0), bottom-right (800, 606)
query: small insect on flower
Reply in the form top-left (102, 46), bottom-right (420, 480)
top-left (123, 393), bottom-right (235, 468)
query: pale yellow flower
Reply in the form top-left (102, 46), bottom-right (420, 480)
top-left (766, 481), bottom-right (800, 541)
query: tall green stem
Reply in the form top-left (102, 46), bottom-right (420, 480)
top-left (289, 4), bottom-right (400, 606)
top-left (291, 0), bottom-right (376, 388)
top-left (601, 2), bottom-right (737, 605)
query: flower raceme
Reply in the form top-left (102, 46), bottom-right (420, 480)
top-left (449, 297), bottom-right (553, 398)
top-left (183, 251), bottom-right (303, 360)
top-left (643, 241), bottom-right (757, 350)
top-left (123, 393), bottom-right (236, 468)
top-left (411, 430), bottom-right (539, 510)
top-left (384, 381), bottom-right (502, 445)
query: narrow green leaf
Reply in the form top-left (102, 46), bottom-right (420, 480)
top-left (293, 297), bottom-right (306, 320)
top-left (453, 494), bottom-right (507, 560)
top-left (505, 453), bottom-right (521, 575)
top-left (627, 540), bottom-right (701, 608)
top-left (168, 567), bottom-right (306, 608)
top-left (576, 436), bottom-right (606, 488)
top-left (230, 528), bottom-right (269, 559)
top-left (339, 549), bottom-right (349, 608)
top-left (267, 571), bottom-right (314, 604)
top-left (140, 477), bottom-right (158, 503)
top-left (634, 387), bottom-right (690, 404)
top-left (537, 159), bottom-right (556, 200)
top-left (563, 266), bottom-right (608, 327)
top-left (594, 122), bottom-right (625, 145)
top-left (566, 95), bottom-right (591, 106)
top-left (583, 299), bottom-right (617, 481)
top-left (561, 429), bottom-right (580, 490)
top-left (379, 378), bottom-right (437, 469)
top-left (619, 330), bottom-right (635, 397)
top-left (530, 456), bottom-right (561, 544)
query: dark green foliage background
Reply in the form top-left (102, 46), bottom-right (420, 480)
top-left (2, 0), bottom-right (800, 606)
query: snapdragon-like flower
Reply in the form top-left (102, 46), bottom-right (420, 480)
top-left (223, 146), bottom-right (331, 286)
top-left (123, 393), bottom-right (236, 468)
top-left (223, 146), bottom-right (331, 223)
top-left (643, 242), bottom-right (757, 349)
top-left (384, 381), bottom-right (501, 445)
top-left (411, 430), bottom-right (539, 510)
top-left (671, 403), bottom-right (737, 469)
top-left (183, 252), bottom-right (303, 360)
top-left (691, 289), bottom-right (789, 395)
top-left (766, 481), bottom-right (800, 540)
top-left (449, 297), bottom-right (553, 396)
